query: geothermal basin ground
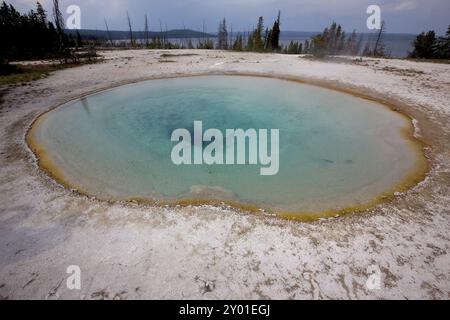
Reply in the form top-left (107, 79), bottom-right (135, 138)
top-left (0, 50), bottom-right (449, 299)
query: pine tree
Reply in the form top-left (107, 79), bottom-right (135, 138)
top-left (270, 11), bottom-right (281, 51)
top-left (217, 18), bottom-right (228, 50)
top-left (0, 1), bottom-right (60, 60)
top-left (253, 17), bottom-right (265, 51)
top-left (232, 34), bottom-right (243, 51)
top-left (410, 30), bottom-right (437, 59)
top-left (434, 25), bottom-right (450, 59)
top-left (287, 41), bottom-right (301, 54)
top-left (246, 33), bottom-right (254, 51)
top-left (311, 34), bottom-right (327, 58)
top-left (36, 2), bottom-right (47, 26)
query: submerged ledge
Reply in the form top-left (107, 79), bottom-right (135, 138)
top-left (26, 72), bottom-right (429, 222)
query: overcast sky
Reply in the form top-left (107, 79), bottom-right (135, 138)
top-left (10, 0), bottom-right (450, 34)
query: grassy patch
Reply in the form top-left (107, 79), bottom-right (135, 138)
top-left (0, 64), bottom-right (55, 86)
top-left (0, 58), bottom-right (102, 87)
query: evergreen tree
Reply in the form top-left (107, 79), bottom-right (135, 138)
top-left (198, 38), bottom-right (214, 49)
top-left (217, 18), bottom-right (228, 50)
top-left (410, 30), bottom-right (437, 58)
top-left (36, 2), bottom-right (47, 26)
top-left (246, 33), bottom-right (254, 51)
top-left (232, 34), bottom-right (243, 51)
top-left (287, 41), bottom-right (301, 54)
top-left (0, 1), bottom-right (60, 60)
top-left (253, 16), bottom-right (265, 51)
top-left (434, 25), bottom-right (450, 59)
top-left (308, 22), bottom-right (367, 58)
top-left (311, 34), bottom-right (327, 58)
top-left (270, 11), bottom-right (281, 51)
top-left (410, 25), bottom-right (450, 59)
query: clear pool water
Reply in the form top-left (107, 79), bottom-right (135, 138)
top-left (30, 76), bottom-right (422, 216)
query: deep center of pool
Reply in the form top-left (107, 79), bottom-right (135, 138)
top-left (30, 76), bottom-right (422, 216)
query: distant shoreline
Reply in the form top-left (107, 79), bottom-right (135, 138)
top-left (66, 29), bottom-right (416, 57)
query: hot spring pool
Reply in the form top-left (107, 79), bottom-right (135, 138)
top-left (28, 75), bottom-right (425, 218)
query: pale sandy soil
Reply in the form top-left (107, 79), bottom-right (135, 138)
top-left (0, 50), bottom-right (449, 300)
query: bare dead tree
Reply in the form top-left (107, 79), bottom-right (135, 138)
top-left (127, 11), bottom-right (134, 47)
top-left (144, 15), bottom-right (150, 46)
top-left (373, 21), bottom-right (386, 57)
top-left (52, 0), bottom-right (64, 50)
top-left (104, 19), bottom-right (113, 46)
top-left (201, 20), bottom-right (205, 45)
top-left (201, 20), bottom-right (209, 49)
top-left (182, 22), bottom-right (186, 48)
top-left (159, 20), bottom-right (165, 47)
top-left (165, 23), bottom-right (169, 48)
top-left (230, 24), bottom-right (233, 49)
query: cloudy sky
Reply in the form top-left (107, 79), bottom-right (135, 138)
top-left (10, 0), bottom-right (450, 34)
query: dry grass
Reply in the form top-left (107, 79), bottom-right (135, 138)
top-left (157, 59), bottom-right (177, 63)
top-left (160, 53), bottom-right (199, 58)
top-left (381, 66), bottom-right (426, 76)
top-left (0, 58), bottom-right (102, 87)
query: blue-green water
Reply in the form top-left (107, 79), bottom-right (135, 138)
top-left (32, 76), bottom-right (420, 214)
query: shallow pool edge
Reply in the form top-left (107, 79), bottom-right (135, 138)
top-left (25, 72), bottom-right (430, 222)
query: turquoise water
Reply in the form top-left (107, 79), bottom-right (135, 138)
top-left (32, 76), bottom-right (419, 214)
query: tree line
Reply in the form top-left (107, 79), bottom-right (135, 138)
top-left (223, 18), bottom-right (374, 58)
top-left (0, 1), bottom-right (83, 61)
top-left (1, 0), bottom-right (449, 71)
top-left (409, 26), bottom-right (450, 59)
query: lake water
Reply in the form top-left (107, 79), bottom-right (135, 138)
top-left (280, 32), bottom-right (415, 58)
top-left (141, 33), bottom-right (415, 58)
